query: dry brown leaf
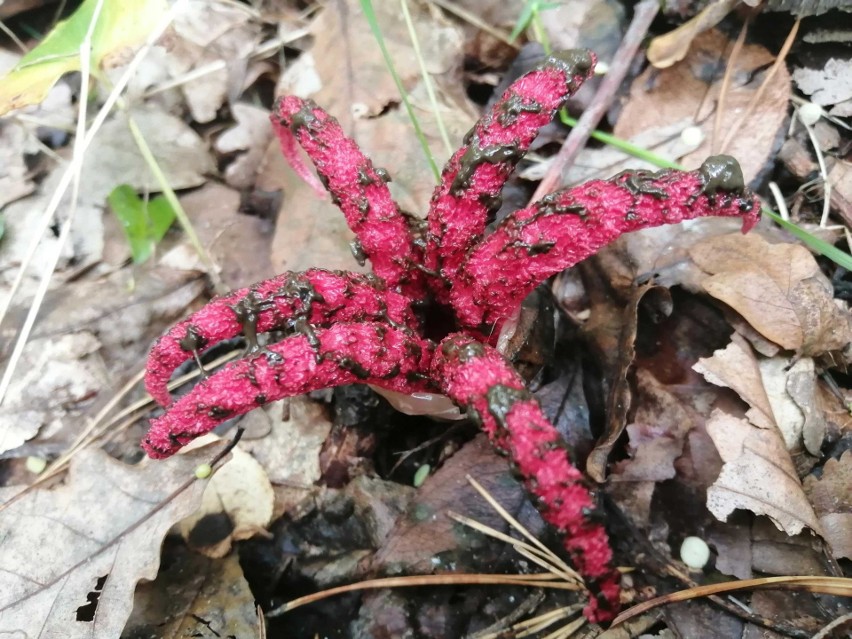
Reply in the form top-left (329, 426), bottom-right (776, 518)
top-left (587, 285), bottom-right (667, 482)
top-left (74, 106), bottom-right (215, 205)
top-left (215, 103), bottom-right (273, 189)
top-left (31, 267), bottom-right (206, 375)
top-left (168, 0), bottom-right (260, 123)
top-left (301, 0), bottom-right (461, 121)
top-left (0, 445), bottom-right (211, 637)
top-left (174, 182), bottom-right (275, 288)
top-left (263, 148), bottom-right (366, 274)
top-left (614, 422), bottom-right (683, 482)
top-left (540, 0), bottom-right (626, 56)
top-left (0, 191), bottom-right (101, 282)
top-left (704, 409), bottom-right (823, 537)
top-left (689, 233), bottom-right (852, 356)
top-left (793, 58), bottom-right (852, 107)
top-left (803, 450), bottom-right (852, 559)
top-left (694, 334), bottom-right (829, 456)
top-left (126, 551), bottom-right (260, 638)
top-left (693, 333), bottom-right (775, 429)
top-left (770, 357), bottom-right (826, 456)
top-left (241, 395), bottom-right (332, 487)
top-left (373, 435), bottom-right (529, 574)
top-left (828, 160), bottom-right (852, 229)
top-left (0, 333), bottom-right (107, 455)
top-left (647, 0), bottom-right (738, 69)
top-left (179, 438), bottom-right (273, 557)
top-left (608, 369), bottom-right (697, 483)
top-left (615, 29), bottom-right (790, 180)
top-left (749, 517), bottom-right (826, 576)
top-left (707, 521), bottom-right (753, 579)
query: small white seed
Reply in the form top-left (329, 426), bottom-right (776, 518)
top-left (26, 456), bottom-right (47, 474)
top-left (680, 536), bottom-right (711, 569)
top-left (680, 126), bottom-right (704, 147)
top-left (798, 102), bottom-right (823, 126)
top-left (194, 463), bottom-right (213, 479)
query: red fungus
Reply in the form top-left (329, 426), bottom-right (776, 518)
top-left (145, 269), bottom-right (416, 407)
top-left (142, 49), bottom-right (761, 622)
top-left (433, 334), bottom-right (620, 621)
top-left (143, 322), bottom-right (432, 459)
top-left (450, 159), bottom-right (758, 329)
top-left (423, 50), bottom-right (596, 301)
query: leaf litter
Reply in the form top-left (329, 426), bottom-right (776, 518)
top-left (0, 445), bottom-right (211, 638)
top-left (0, 0), bottom-right (850, 637)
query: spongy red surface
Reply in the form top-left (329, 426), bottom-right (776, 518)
top-left (433, 334), bottom-right (621, 622)
top-left (451, 170), bottom-right (761, 329)
top-left (273, 97), bottom-right (424, 299)
top-left (143, 323), bottom-right (433, 459)
top-left (145, 270), bottom-right (417, 406)
top-left (424, 53), bottom-right (596, 300)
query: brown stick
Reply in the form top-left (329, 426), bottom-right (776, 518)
top-left (529, 0), bottom-right (660, 202)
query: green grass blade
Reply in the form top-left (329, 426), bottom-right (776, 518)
top-left (559, 115), bottom-right (852, 268)
top-left (359, 0), bottom-right (440, 182)
top-left (763, 208), bottom-right (852, 270)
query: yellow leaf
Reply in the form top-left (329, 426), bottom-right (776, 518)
top-left (0, 0), bottom-right (167, 115)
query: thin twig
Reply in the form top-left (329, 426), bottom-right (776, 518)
top-left (530, 0), bottom-right (659, 202)
top-left (719, 18), bottom-right (800, 153)
top-left (712, 17), bottom-right (748, 154)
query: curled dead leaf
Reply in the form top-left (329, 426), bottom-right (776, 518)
top-left (803, 451), bottom-right (852, 559)
top-left (689, 233), bottom-right (852, 356)
top-left (647, 0), bottom-right (739, 69)
top-left (704, 409), bottom-right (823, 538)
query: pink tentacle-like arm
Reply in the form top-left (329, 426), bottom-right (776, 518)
top-left (143, 322), bottom-right (434, 459)
top-left (271, 97), bottom-right (425, 299)
top-left (145, 269), bottom-right (418, 407)
top-left (423, 50), bottom-right (596, 300)
top-left (451, 156), bottom-right (761, 330)
top-left (432, 334), bottom-right (620, 623)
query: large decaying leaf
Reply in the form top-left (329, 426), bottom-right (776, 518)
top-left (614, 29), bottom-right (790, 181)
top-left (689, 233), bottom-right (852, 356)
top-left (0, 446), bottom-right (211, 637)
top-left (0, 0), bottom-right (168, 116)
top-left (703, 410), bottom-right (823, 537)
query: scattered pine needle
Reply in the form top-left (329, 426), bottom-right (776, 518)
top-left (266, 474), bottom-right (603, 639)
top-left (611, 575), bottom-right (852, 626)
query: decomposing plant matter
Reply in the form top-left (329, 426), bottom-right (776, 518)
top-left (142, 49), bottom-right (759, 622)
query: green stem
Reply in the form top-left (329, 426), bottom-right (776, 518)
top-left (360, 0), bottom-right (440, 182)
top-left (122, 104), bottom-right (226, 293)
